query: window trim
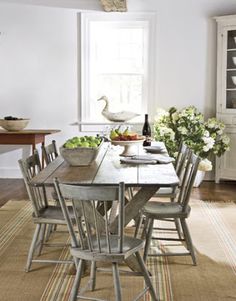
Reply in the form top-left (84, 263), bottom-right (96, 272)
top-left (78, 12), bottom-right (157, 132)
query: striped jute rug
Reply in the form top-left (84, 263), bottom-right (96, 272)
top-left (0, 199), bottom-right (235, 301)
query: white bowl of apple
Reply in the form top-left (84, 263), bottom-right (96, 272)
top-left (60, 135), bottom-right (103, 166)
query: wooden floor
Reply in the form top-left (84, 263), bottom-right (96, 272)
top-left (191, 180), bottom-right (236, 202)
top-left (0, 179), bottom-right (235, 208)
top-left (0, 179), bottom-right (28, 207)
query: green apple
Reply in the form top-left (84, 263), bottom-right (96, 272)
top-left (81, 142), bottom-right (90, 147)
top-left (90, 142), bottom-right (98, 147)
top-left (64, 135), bottom-right (102, 148)
top-left (65, 142), bottom-right (76, 149)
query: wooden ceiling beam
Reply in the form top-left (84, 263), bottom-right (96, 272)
top-left (100, 0), bottom-right (127, 12)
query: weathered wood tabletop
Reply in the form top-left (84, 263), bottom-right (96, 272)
top-left (32, 142), bottom-right (179, 187)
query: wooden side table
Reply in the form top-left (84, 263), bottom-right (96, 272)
top-left (0, 129), bottom-right (60, 166)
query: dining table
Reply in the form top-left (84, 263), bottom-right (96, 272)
top-left (31, 141), bottom-right (179, 272)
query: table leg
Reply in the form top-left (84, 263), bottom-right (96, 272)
top-left (32, 142), bottom-right (36, 154)
top-left (41, 139), bottom-right (45, 168)
top-left (41, 141), bottom-right (45, 168)
top-left (110, 186), bottom-right (159, 232)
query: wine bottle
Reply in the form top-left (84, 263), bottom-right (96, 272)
top-left (142, 114), bottom-right (151, 146)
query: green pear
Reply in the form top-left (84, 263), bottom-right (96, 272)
top-left (110, 130), bottom-right (119, 140)
top-left (123, 127), bottom-right (129, 136)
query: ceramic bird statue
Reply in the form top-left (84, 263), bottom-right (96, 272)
top-left (97, 96), bottom-right (140, 122)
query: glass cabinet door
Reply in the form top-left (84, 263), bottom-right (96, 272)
top-left (225, 29), bottom-right (236, 110)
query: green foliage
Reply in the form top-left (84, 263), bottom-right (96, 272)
top-left (153, 106), bottom-right (230, 161)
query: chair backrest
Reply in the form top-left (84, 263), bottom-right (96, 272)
top-left (41, 140), bottom-right (58, 166)
top-left (54, 179), bottom-right (125, 254)
top-left (175, 142), bottom-right (189, 176)
top-left (169, 143), bottom-right (190, 197)
top-left (18, 150), bottom-right (48, 217)
top-left (177, 151), bottom-right (200, 211)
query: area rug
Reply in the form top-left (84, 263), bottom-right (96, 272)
top-left (0, 199), bottom-right (235, 301)
top-left (0, 200), bottom-right (169, 301)
top-left (155, 199), bottom-right (236, 301)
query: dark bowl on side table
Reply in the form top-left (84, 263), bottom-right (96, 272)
top-left (0, 119), bottom-right (30, 131)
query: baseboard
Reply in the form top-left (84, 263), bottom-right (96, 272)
top-left (0, 168), bottom-right (22, 178)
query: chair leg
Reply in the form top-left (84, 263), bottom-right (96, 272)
top-left (134, 214), bottom-right (144, 238)
top-left (143, 218), bottom-right (154, 263)
top-left (25, 223), bottom-right (41, 272)
top-left (174, 218), bottom-right (183, 240)
top-left (88, 261), bottom-right (97, 291)
top-left (141, 216), bottom-right (151, 240)
top-left (135, 252), bottom-right (159, 301)
top-left (45, 224), bottom-right (53, 242)
top-left (112, 262), bottom-right (122, 301)
top-left (70, 259), bottom-right (85, 301)
top-left (180, 218), bottom-right (197, 265)
top-left (36, 223), bottom-right (46, 256)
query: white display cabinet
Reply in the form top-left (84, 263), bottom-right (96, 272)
top-left (215, 15), bottom-right (236, 182)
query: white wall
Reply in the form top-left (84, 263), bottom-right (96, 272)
top-left (1, 0), bottom-right (236, 177)
top-left (0, 2), bottom-right (78, 176)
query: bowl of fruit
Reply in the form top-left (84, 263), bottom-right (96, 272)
top-left (0, 116), bottom-right (30, 131)
top-left (60, 135), bottom-right (103, 166)
top-left (110, 127), bottom-right (145, 157)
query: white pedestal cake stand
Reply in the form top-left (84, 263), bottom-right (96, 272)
top-left (111, 137), bottom-right (145, 157)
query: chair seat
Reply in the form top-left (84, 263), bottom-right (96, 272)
top-left (143, 201), bottom-right (191, 218)
top-left (155, 187), bottom-right (178, 198)
top-left (70, 235), bottom-right (145, 262)
top-left (33, 205), bottom-right (74, 224)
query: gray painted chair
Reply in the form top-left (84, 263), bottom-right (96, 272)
top-left (134, 143), bottom-right (191, 239)
top-left (140, 151), bottom-right (200, 265)
top-left (18, 150), bottom-right (73, 272)
top-left (54, 180), bottom-right (158, 301)
top-left (41, 139), bottom-right (60, 214)
top-left (155, 142), bottom-right (190, 200)
top-left (41, 140), bottom-right (58, 166)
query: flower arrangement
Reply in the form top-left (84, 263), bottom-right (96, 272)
top-left (153, 106), bottom-right (230, 171)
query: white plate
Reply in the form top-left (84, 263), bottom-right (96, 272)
top-left (144, 146), bottom-right (166, 154)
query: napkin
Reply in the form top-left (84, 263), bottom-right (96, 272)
top-left (120, 155), bottom-right (175, 165)
top-left (120, 158), bottom-right (157, 164)
top-left (154, 155), bottom-right (175, 164)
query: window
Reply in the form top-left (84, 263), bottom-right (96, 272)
top-left (78, 12), bottom-right (156, 131)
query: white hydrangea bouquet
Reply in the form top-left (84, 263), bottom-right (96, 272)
top-left (153, 106), bottom-right (230, 171)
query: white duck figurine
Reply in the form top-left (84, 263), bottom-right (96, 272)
top-left (97, 96), bottom-right (140, 122)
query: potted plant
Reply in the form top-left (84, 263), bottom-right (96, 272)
top-left (153, 106), bottom-right (230, 186)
